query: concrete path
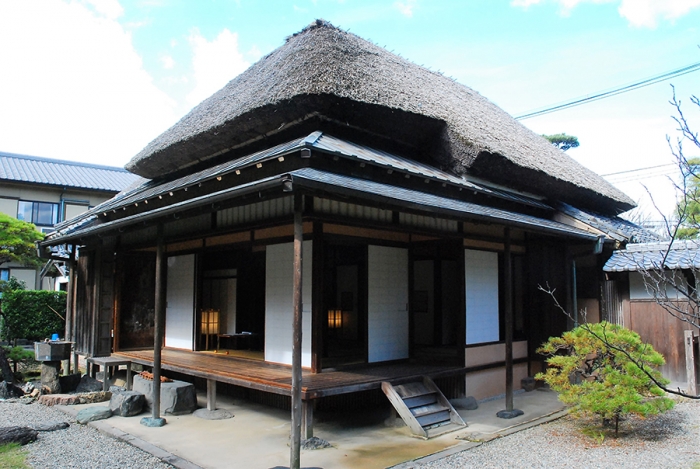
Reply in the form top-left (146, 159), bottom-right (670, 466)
top-left (57, 388), bottom-right (564, 469)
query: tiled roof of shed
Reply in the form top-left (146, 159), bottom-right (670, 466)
top-left (0, 151), bottom-right (141, 192)
top-left (603, 240), bottom-right (700, 272)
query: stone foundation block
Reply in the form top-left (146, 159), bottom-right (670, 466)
top-left (132, 375), bottom-right (196, 415)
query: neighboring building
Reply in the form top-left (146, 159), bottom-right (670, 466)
top-left (42, 21), bottom-right (644, 432)
top-left (0, 151), bottom-right (141, 289)
top-left (604, 240), bottom-right (700, 384)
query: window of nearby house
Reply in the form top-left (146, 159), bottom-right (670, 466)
top-left (17, 200), bottom-right (59, 226)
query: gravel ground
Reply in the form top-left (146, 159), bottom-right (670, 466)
top-left (415, 398), bottom-right (700, 469)
top-left (0, 400), bottom-right (174, 469)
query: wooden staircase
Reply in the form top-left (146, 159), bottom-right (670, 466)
top-left (382, 377), bottom-right (466, 439)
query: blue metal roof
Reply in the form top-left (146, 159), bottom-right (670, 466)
top-left (0, 151), bottom-right (141, 192)
top-left (604, 241), bottom-right (700, 272)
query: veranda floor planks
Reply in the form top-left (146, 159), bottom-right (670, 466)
top-left (113, 348), bottom-right (464, 399)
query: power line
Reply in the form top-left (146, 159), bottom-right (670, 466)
top-left (515, 61), bottom-right (700, 120)
top-left (601, 163), bottom-right (676, 177)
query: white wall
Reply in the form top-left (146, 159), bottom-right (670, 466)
top-left (629, 271), bottom-right (687, 301)
top-left (368, 245), bottom-right (409, 363)
top-left (465, 249), bottom-right (500, 344)
top-left (165, 254), bottom-right (195, 350)
top-left (264, 241), bottom-right (313, 367)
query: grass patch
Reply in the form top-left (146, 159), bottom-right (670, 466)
top-left (0, 443), bottom-right (29, 469)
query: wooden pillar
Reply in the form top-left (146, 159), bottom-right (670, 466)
top-left (64, 245), bottom-right (76, 375)
top-left (302, 399), bottom-right (314, 439)
top-left (685, 330), bottom-right (697, 396)
top-left (207, 379), bottom-right (217, 411)
top-left (152, 225), bottom-right (166, 420)
top-left (504, 227), bottom-right (514, 411)
top-left (290, 194), bottom-right (304, 469)
top-left (71, 251), bottom-right (80, 374)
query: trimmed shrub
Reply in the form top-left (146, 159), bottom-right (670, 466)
top-left (536, 321), bottom-right (674, 435)
top-left (1, 290), bottom-right (66, 342)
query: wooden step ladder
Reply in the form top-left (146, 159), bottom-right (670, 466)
top-left (381, 377), bottom-right (466, 439)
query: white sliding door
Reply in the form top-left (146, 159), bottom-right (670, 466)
top-left (264, 241), bottom-right (313, 367)
top-left (368, 245), bottom-right (409, 363)
top-left (165, 254), bottom-right (196, 350)
top-left (465, 249), bottom-right (499, 344)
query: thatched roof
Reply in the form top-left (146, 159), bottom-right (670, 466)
top-left (126, 20), bottom-right (634, 214)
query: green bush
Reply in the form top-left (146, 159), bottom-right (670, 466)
top-left (536, 321), bottom-right (674, 435)
top-left (1, 290), bottom-right (66, 342)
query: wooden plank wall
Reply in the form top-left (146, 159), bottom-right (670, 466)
top-left (74, 251), bottom-right (95, 356)
top-left (628, 300), bottom-right (694, 384)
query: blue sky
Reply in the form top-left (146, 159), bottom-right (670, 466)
top-left (1, 0), bottom-right (699, 220)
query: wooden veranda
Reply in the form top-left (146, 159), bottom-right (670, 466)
top-left (113, 348), bottom-right (465, 400)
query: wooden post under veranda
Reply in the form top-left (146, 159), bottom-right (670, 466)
top-left (63, 244), bottom-right (76, 375)
top-left (290, 194), bottom-right (304, 469)
top-left (151, 225), bottom-right (166, 423)
top-left (497, 226), bottom-right (522, 419)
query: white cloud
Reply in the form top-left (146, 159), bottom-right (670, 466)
top-left (511, 0), bottom-right (700, 27)
top-left (618, 0), bottom-right (700, 28)
top-left (186, 28), bottom-right (249, 106)
top-left (160, 54), bottom-right (175, 69)
top-left (0, 1), bottom-right (176, 165)
top-left (82, 0), bottom-right (124, 20)
top-left (394, 0), bottom-right (417, 17)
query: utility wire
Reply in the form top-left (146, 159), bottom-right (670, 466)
top-left (515, 61), bottom-right (700, 120)
top-left (601, 163), bottom-right (676, 177)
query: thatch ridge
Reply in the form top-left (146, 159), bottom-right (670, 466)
top-left (126, 19), bottom-right (634, 213)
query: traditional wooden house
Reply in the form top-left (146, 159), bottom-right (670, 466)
top-left (41, 21), bottom-right (640, 435)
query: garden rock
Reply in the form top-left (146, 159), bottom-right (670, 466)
top-left (521, 376), bottom-right (536, 392)
top-left (40, 362), bottom-right (61, 394)
top-left (59, 373), bottom-right (82, 393)
top-left (301, 436), bottom-right (332, 450)
top-left (0, 426), bottom-right (38, 445)
top-left (75, 375), bottom-right (103, 393)
top-left (451, 396), bottom-right (478, 410)
top-left (76, 406), bottom-right (112, 424)
top-left (0, 381), bottom-right (25, 399)
top-left (30, 421), bottom-right (69, 432)
top-left (75, 391), bottom-right (111, 404)
top-left (38, 394), bottom-right (80, 406)
top-left (110, 390), bottom-right (145, 417)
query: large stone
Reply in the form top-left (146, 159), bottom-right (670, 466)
top-left (76, 406), bottom-right (112, 424)
top-left (75, 391), bottom-right (111, 404)
top-left (0, 426), bottom-right (38, 446)
top-left (75, 375), bottom-right (103, 393)
top-left (40, 362), bottom-right (61, 394)
top-left (521, 376), bottom-right (536, 392)
top-left (38, 394), bottom-right (80, 406)
top-left (58, 373), bottom-right (82, 393)
top-left (451, 396), bottom-right (478, 411)
top-left (0, 381), bottom-right (24, 399)
top-left (30, 421), bottom-right (69, 432)
top-left (133, 375), bottom-right (196, 415)
top-left (110, 391), bottom-right (145, 417)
